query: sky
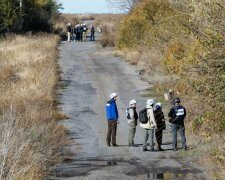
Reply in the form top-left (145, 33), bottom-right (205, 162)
top-left (58, 0), bottom-right (114, 14)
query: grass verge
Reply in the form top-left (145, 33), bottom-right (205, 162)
top-left (0, 34), bottom-right (68, 179)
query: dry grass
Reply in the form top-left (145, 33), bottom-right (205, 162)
top-left (114, 47), bottom-right (179, 84)
top-left (76, 14), bottom-right (95, 21)
top-left (0, 34), bottom-right (68, 179)
top-left (95, 14), bottom-right (124, 47)
top-left (94, 14), bottom-right (124, 27)
top-left (181, 132), bottom-right (225, 179)
top-left (53, 14), bottom-right (79, 40)
top-left (54, 14), bottom-right (79, 30)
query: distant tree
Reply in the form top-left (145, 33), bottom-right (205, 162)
top-left (22, 0), bottom-right (61, 32)
top-left (0, 0), bottom-right (62, 34)
top-left (107, 0), bottom-right (142, 12)
top-left (0, 0), bottom-right (22, 33)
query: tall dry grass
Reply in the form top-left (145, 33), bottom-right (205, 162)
top-left (96, 14), bottom-right (124, 47)
top-left (54, 14), bottom-right (79, 31)
top-left (0, 34), bottom-right (68, 179)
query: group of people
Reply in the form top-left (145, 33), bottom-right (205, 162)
top-left (67, 23), bottom-right (96, 42)
top-left (105, 93), bottom-right (187, 152)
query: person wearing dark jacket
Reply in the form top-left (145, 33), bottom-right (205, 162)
top-left (168, 97), bottom-right (187, 151)
top-left (75, 25), bottom-right (80, 41)
top-left (90, 25), bottom-right (95, 41)
top-left (105, 93), bottom-right (119, 147)
top-left (154, 102), bottom-right (166, 151)
top-left (79, 24), bottom-right (84, 41)
top-left (67, 23), bottom-right (72, 42)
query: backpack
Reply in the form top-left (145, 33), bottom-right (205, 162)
top-left (126, 108), bottom-right (131, 119)
top-left (139, 108), bottom-right (148, 124)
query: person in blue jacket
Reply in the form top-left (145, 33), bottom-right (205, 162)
top-left (105, 92), bottom-right (119, 147)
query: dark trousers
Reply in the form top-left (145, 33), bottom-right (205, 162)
top-left (76, 32), bottom-right (80, 41)
top-left (155, 128), bottom-right (163, 148)
top-left (90, 33), bottom-right (95, 41)
top-left (80, 32), bottom-right (83, 41)
top-left (106, 121), bottom-right (117, 146)
top-left (171, 124), bottom-right (187, 149)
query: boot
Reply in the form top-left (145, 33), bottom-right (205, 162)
top-left (157, 145), bottom-right (164, 151)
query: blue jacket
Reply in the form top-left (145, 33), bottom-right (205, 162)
top-left (105, 99), bottom-right (119, 121)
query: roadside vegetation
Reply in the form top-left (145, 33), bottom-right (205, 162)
top-left (53, 14), bottom-right (79, 40)
top-left (0, 34), bottom-right (68, 179)
top-left (0, 1), bottom-right (70, 179)
top-left (96, 14), bottom-right (124, 47)
top-left (105, 0), bottom-right (225, 178)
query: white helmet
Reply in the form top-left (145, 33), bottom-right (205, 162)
top-left (68, 23), bottom-right (71, 26)
top-left (110, 93), bottom-right (117, 99)
top-left (155, 102), bottom-right (162, 107)
top-left (147, 99), bottom-right (155, 106)
top-left (129, 99), bottom-right (136, 105)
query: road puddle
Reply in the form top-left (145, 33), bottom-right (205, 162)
top-left (107, 161), bottom-right (117, 166)
top-left (137, 172), bottom-right (189, 179)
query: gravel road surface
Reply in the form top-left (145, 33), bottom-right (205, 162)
top-left (50, 41), bottom-right (206, 180)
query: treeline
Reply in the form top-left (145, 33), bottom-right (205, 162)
top-left (0, 0), bottom-right (61, 33)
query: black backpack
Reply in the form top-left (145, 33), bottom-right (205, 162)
top-left (139, 108), bottom-right (148, 124)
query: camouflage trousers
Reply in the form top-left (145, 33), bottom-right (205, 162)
top-left (128, 122), bottom-right (136, 146)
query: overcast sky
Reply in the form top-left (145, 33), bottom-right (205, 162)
top-left (58, 0), bottom-right (114, 14)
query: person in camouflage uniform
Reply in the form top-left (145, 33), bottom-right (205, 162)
top-left (127, 99), bottom-right (138, 146)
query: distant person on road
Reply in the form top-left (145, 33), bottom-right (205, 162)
top-left (168, 97), bottom-right (187, 151)
top-left (67, 23), bottom-right (72, 42)
top-left (140, 99), bottom-right (157, 152)
top-left (75, 24), bottom-right (80, 41)
top-left (126, 99), bottom-right (138, 146)
top-left (154, 102), bottom-right (166, 151)
top-left (79, 24), bottom-right (84, 41)
top-left (90, 25), bottom-right (95, 41)
top-left (83, 23), bottom-right (88, 41)
top-left (105, 93), bottom-right (119, 147)
top-left (71, 26), bottom-right (75, 41)
top-left (75, 24), bottom-right (81, 41)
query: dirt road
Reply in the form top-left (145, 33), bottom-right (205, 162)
top-left (50, 41), bottom-right (206, 180)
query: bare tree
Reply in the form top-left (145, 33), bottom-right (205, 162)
top-left (107, 0), bottom-right (142, 12)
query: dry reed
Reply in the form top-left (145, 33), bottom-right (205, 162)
top-left (0, 34), bottom-right (68, 179)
